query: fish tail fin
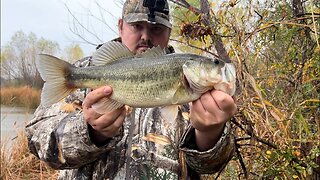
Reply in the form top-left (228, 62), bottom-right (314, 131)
top-left (36, 54), bottom-right (76, 106)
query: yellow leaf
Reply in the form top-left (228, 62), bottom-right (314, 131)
top-left (252, 102), bottom-right (264, 108)
top-left (266, 150), bottom-right (272, 155)
top-left (263, 99), bottom-right (286, 119)
top-left (270, 110), bottom-right (281, 121)
top-left (210, 1), bottom-right (216, 8)
top-left (262, 99), bottom-right (273, 107)
top-left (217, 10), bottom-right (223, 17)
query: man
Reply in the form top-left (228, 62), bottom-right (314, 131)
top-left (26, 0), bottom-right (237, 179)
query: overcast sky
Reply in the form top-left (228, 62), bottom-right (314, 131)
top-left (1, 0), bottom-right (123, 56)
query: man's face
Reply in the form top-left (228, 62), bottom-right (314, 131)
top-left (118, 20), bottom-right (171, 54)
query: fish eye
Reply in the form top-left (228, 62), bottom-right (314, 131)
top-left (213, 59), bottom-right (220, 65)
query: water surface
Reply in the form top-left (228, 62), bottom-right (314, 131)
top-left (1, 106), bottom-right (33, 144)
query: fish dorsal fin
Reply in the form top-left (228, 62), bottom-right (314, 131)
top-left (92, 41), bottom-right (134, 66)
top-left (136, 46), bottom-right (166, 58)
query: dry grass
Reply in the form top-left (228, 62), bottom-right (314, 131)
top-left (0, 86), bottom-right (41, 110)
top-left (1, 129), bottom-right (59, 180)
top-left (1, 86), bottom-right (58, 179)
top-left (218, 23), bottom-right (320, 179)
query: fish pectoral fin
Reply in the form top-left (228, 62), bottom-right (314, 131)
top-left (171, 82), bottom-right (189, 104)
top-left (171, 88), bottom-right (182, 105)
top-left (160, 105), bottom-right (179, 122)
top-left (91, 97), bottom-right (124, 114)
top-left (92, 41), bottom-right (134, 66)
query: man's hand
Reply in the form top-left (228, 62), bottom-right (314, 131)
top-left (82, 86), bottom-right (126, 145)
top-left (189, 90), bottom-right (237, 151)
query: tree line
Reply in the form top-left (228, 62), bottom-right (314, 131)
top-left (1, 31), bottom-right (84, 88)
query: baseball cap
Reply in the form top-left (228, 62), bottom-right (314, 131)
top-left (122, 0), bottom-right (172, 29)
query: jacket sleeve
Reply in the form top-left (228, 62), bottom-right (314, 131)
top-left (179, 120), bottom-right (234, 174)
top-left (25, 101), bottom-right (123, 170)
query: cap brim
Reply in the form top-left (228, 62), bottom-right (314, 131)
top-left (124, 13), bottom-right (172, 29)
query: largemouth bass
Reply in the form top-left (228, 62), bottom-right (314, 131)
top-left (36, 41), bottom-right (236, 114)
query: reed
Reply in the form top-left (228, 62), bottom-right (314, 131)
top-left (0, 86), bottom-right (41, 110)
top-left (0, 129), bottom-right (59, 179)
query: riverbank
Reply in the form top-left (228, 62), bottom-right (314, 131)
top-left (0, 86), bottom-right (39, 144)
top-left (1, 127), bottom-right (59, 179)
top-left (0, 86), bottom-right (58, 179)
top-left (0, 105), bottom-right (55, 179)
top-left (0, 106), bottom-right (58, 179)
top-left (1, 106), bottom-right (33, 149)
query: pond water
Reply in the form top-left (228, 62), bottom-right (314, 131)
top-left (1, 106), bottom-right (34, 144)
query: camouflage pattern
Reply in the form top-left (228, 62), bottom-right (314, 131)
top-left (122, 0), bottom-right (172, 28)
top-left (26, 41), bottom-right (235, 179)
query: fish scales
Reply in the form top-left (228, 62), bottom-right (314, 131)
top-left (69, 55), bottom-right (190, 107)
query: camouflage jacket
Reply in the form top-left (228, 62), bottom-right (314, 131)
top-left (26, 43), bottom-right (235, 180)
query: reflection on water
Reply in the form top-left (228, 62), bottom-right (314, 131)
top-left (1, 106), bottom-right (34, 143)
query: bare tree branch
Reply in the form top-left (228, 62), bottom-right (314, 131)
top-left (94, 1), bottom-right (119, 35)
top-left (169, 0), bottom-right (201, 14)
top-left (63, 2), bottom-right (104, 45)
top-left (170, 38), bottom-right (220, 58)
top-left (199, 0), bottom-right (231, 63)
top-left (170, 0), bottom-right (232, 63)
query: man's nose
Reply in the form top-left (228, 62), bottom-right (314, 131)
top-left (141, 29), bottom-right (152, 41)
